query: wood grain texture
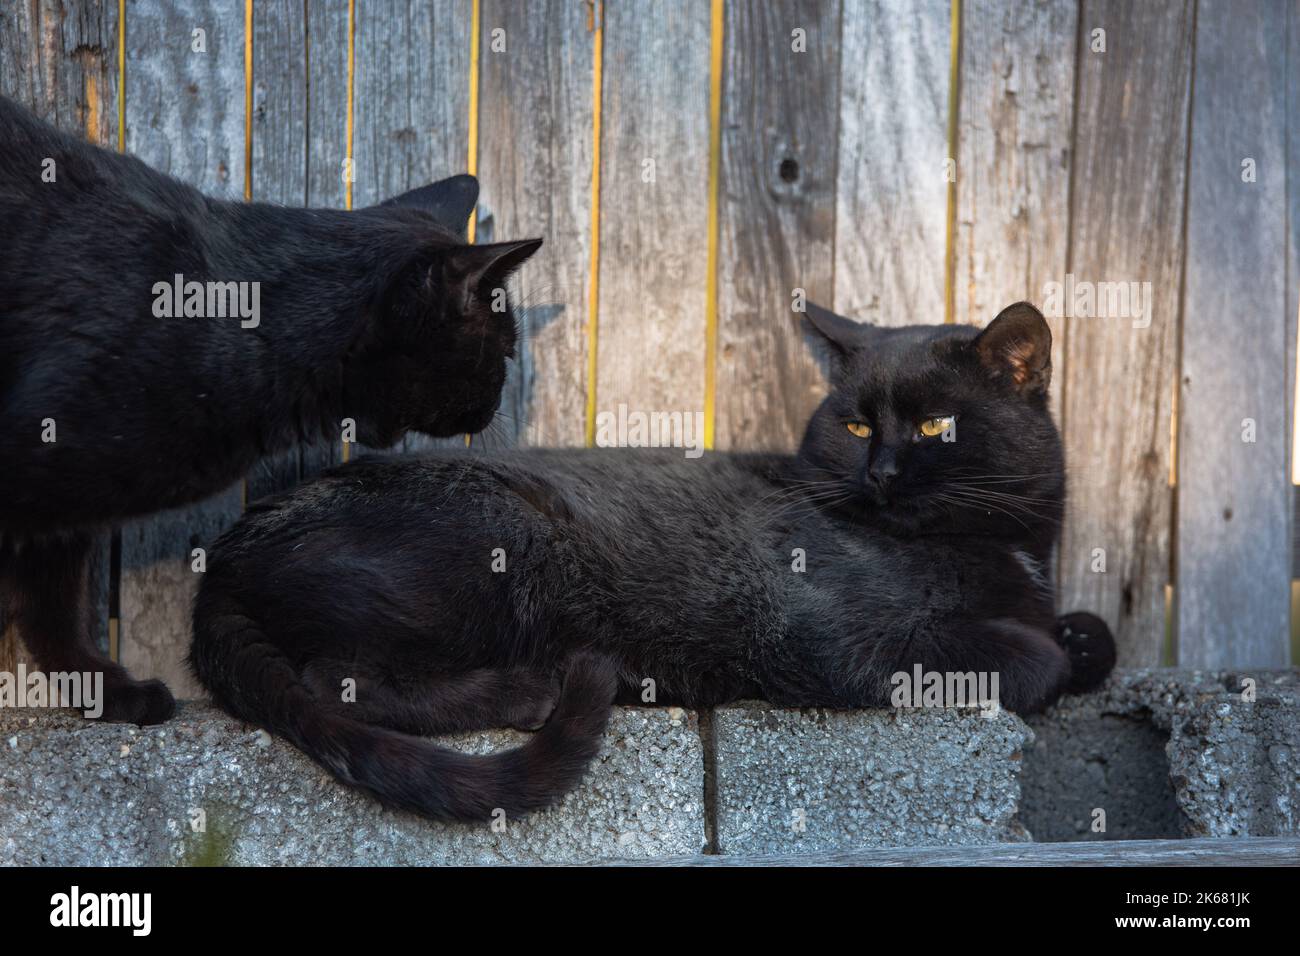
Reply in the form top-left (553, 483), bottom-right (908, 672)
top-left (347, 0), bottom-right (471, 455)
top-left (0, 0), bottom-right (119, 664)
top-left (594, 0), bottom-right (710, 438)
top-left (609, 836), bottom-right (1300, 867)
top-left (118, 0), bottom-right (247, 697)
top-left (714, 0), bottom-right (842, 452)
top-left (1055, 0), bottom-right (1192, 666)
top-left (301, 0), bottom-right (350, 474)
top-left (834, 0), bottom-right (950, 325)
top-left (305, 0), bottom-right (348, 213)
top-left (245, 0), bottom-right (311, 504)
top-left (954, 0), bottom-right (1075, 428)
top-left (1177, 0), bottom-right (1290, 667)
top-left (477, 0), bottom-right (594, 449)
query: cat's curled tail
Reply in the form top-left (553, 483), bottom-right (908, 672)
top-left (189, 599), bottom-right (618, 822)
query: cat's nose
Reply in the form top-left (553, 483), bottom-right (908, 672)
top-left (867, 451), bottom-right (899, 490)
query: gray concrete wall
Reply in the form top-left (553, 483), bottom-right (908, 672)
top-left (2, 668), bottom-right (1297, 864)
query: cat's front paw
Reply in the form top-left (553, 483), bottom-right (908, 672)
top-left (1054, 611), bottom-right (1116, 694)
top-left (95, 678), bottom-right (176, 725)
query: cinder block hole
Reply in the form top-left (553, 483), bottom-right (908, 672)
top-left (1016, 711), bottom-right (1192, 841)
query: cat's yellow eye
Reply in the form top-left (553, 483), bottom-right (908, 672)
top-left (846, 421), bottom-right (872, 439)
top-left (918, 416), bottom-right (954, 438)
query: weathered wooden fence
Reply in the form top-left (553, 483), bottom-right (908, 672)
top-left (1, 0), bottom-right (1296, 698)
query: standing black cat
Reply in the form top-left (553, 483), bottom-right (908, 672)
top-left (190, 301), bottom-right (1116, 821)
top-left (0, 95), bottom-right (540, 724)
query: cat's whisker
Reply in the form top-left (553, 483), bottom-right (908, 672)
top-left (747, 486), bottom-right (857, 523)
top-left (932, 489), bottom-right (1060, 528)
top-left (947, 485), bottom-right (1059, 506)
top-left (745, 481), bottom-right (846, 517)
top-left (930, 492), bottom-right (1033, 531)
top-left (487, 411), bottom-right (568, 447)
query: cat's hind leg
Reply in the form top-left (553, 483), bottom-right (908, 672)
top-left (0, 532), bottom-right (175, 724)
top-left (301, 662), bottom-right (561, 735)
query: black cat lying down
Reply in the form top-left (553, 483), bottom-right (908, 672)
top-left (0, 95), bottom-right (538, 724)
top-left (191, 301), bottom-right (1116, 821)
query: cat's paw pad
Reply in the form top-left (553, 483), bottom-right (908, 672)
top-left (96, 678), bottom-right (176, 725)
top-left (1055, 611), bottom-right (1116, 694)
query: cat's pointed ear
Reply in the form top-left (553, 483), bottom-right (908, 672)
top-left (442, 238), bottom-right (544, 301)
top-left (801, 302), bottom-right (872, 369)
top-left (379, 174), bottom-right (479, 238)
top-left (973, 301), bottom-right (1052, 397)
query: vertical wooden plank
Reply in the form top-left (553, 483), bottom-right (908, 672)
top-left (834, 0), bottom-right (950, 325)
top-left (118, 0), bottom-right (246, 697)
top-left (713, 1), bottom-right (842, 452)
top-left (349, 0), bottom-right (470, 455)
top-left (306, 0), bottom-right (349, 213)
top-left (302, 0), bottom-right (350, 475)
top-left (246, 0), bottom-right (340, 496)
top-left (477, 0), bottom-right (595, 449)
top-left (1056, 0), bottom-right (1191, 665)
top-left (0, 0), bottom-right (119, 666)
top-left (351, 0), bottom-right (469, 216)
top-left (595, 0), bottom-right (711, 440)
top-left (1177, 0), bottom-right (1289, 667)
top-left (954, 0), bottom-right (1075, 429)
top-left (245, 0), bottom-right (311, 503)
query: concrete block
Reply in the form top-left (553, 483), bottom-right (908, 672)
top-left (712, 703), bottom-right (1033, 854)
top-left (0, 703), bottom-right (706, 865)
top-left (1021, 669), bottom-right (1300, 840)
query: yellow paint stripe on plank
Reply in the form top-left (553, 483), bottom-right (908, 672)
top-left (85, 73), bottom-right (100, 142)
top-left (943, 0), bottom-right (960, 325)
top-left (703, 0), bottom-right (723, 450)
top-left (244, 0), bottom-right (253, 203)
top-left (584, 2), bottom-right (604, 448)
top-left (463, 0), bottom-right (482, 449)
top-left (342, 0), bottom-right (356, 463)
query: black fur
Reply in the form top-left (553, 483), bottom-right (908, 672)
top-left (0, 95), bottom-right (539, 723)
top-left (191, 301), bottom-right (1117, 822)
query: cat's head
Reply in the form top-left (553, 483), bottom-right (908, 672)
top-left (796, 302), bottom-right (1063, 538)
top-left (343, 176), bottom-right (541, 445)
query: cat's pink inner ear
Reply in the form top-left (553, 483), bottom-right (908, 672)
top-left (974, 302), bottom-right (1051, 394)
